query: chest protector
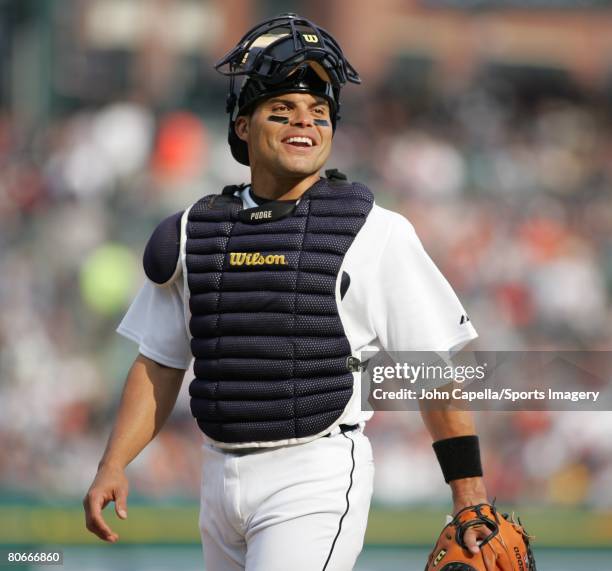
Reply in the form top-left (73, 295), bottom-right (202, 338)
top-left (185, 177), bottom-right (373, 446)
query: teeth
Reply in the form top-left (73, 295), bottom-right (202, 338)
top-left (285, 136), bottom-right (313, 146)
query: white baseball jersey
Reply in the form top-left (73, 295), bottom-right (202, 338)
top-left (117, 186), bottom-right (477, 429)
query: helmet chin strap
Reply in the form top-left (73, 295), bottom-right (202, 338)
top-left (226, 75), bottom-right (238, 116)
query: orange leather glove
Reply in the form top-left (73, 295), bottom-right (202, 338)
top-left (425, 503), bottom-right (536, 571)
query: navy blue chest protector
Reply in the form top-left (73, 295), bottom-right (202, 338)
top-left (185, 177), bottom-right (373, 444)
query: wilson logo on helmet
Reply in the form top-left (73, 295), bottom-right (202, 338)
top-left (302, 34), bottom-right (318, 43)
top-left (229, 252), bottom-right (287, 266)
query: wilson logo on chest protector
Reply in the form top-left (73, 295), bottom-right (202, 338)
top-left (229, 252), bottom-right (287, 266)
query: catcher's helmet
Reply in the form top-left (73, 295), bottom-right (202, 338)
top-left (214, 13), bottom-right (361, 165)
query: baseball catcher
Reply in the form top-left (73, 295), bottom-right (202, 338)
top-left (83, 12), bottom-right (536, 571)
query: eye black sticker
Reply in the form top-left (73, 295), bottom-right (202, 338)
top-left (314, 119), bottom-right (330, 127)
top-left (267, 115), bottom-right (289, 124)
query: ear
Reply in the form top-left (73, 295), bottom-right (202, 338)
top-left (234, 116), bottom-right (249, 142)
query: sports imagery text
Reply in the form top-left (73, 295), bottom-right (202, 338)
top-left (371, 386), bottom-right (600, 403)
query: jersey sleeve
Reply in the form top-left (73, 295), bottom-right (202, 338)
top-left (116, 278), bottom-right (192, 369)
top-left (371, 212), bottom-right (478, 354)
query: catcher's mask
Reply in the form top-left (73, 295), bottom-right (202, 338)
top-left (214, 13), bottom-right (361, 165)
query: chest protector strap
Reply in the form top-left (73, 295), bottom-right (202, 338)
top-left (185, 177), bottom-right (373, 446)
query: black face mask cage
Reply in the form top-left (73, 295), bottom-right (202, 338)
top-left (215, 13), bottom-right (361, 120)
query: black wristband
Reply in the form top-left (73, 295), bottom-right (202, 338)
top-left (432, 435), bottom-right (483, 483)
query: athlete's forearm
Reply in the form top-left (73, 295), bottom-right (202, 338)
top-left (419, 396), bottom-right (488, 509)
top-left (98, 354), bottom-right (185, 470)
top-left (418, 400), bottom-right (476, 441)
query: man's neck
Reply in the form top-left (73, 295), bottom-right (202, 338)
top-left (249, 169), bottom-right (321, 202)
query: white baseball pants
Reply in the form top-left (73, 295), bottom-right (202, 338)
top-left (199, 428), bottom-right (374, 571)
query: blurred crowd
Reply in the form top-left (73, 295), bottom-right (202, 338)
top-left (1, 57), bottom-right (612, 509)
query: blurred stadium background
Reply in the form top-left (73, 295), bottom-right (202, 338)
top-left (1, 0), bottom-right (612, 569)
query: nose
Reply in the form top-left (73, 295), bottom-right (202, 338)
top-left (290, 106), bottom-right (315, 127)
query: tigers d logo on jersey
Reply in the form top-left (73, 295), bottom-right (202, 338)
top-left (229, 252), bottom-right (287, 266)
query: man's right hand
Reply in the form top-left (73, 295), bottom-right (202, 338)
top-left (82, 355), bottom-right (185, 543)
top-left (83, 464), bottom-right (129, 543)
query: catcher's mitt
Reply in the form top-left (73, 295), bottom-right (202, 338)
top-left (425, 503), bottom-right (536, 571)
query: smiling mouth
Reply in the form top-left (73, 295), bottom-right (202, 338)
top-left (282, 136), bottom-right (315, 148)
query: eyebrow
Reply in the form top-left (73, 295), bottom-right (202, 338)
top-left (267, 97), bottom-right (329, 108)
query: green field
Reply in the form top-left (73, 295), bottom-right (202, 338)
top-left (2, 504), bottom-right (612, 570)
top-left (1, 503), bottom-right (612, 548)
